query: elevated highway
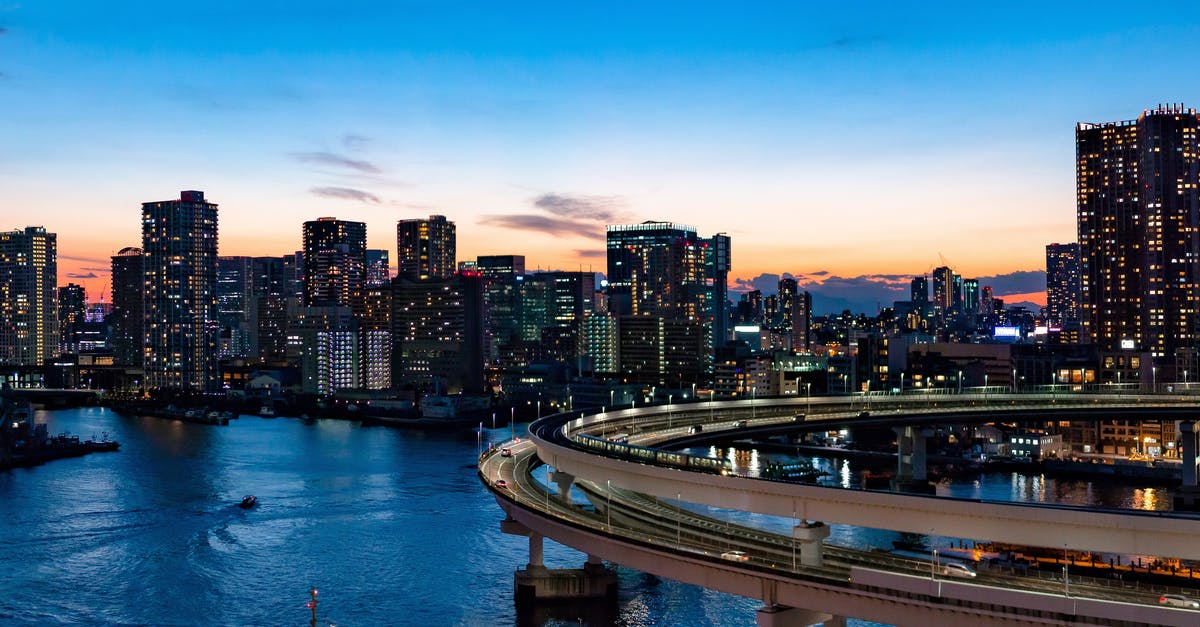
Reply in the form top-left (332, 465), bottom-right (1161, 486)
top-left (532, 393), bottom-right (1200, 561)
top-left (482, 430), bottom-right (1199, 626)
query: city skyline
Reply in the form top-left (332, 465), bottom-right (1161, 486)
top-left (7, 4), bottom-right (1200, 307)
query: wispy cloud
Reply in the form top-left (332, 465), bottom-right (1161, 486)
top-left (479, 214), bottom-right (603, 239)
top-left (482, 191), bottom-right (630, 239)
top-left (67, 272), bottom-right (98, 279)
top-left (310, 186), bottom-right (381, 204)
top-left (291, 151), bottom-right (381, 175)
top-left (79, 266), bottom-right (111, 273)
top-left (534, 193), bottom-right (628, 222)
top-left (574, 249), bottom-right (606, 258)
top-left (59, 253), bottom-right (110, 265)
top-left (342, 134), bottom-right (372, 151)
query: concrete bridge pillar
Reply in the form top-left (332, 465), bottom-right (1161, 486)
top-left (894, 426), bottom-right (914, 484)
top-left (756, 604), bottom-right (830, 627)
top-left (894, 426), bottom-right (935, 493)
top-left (549, 468), bottom-right (575, 500)
top-left (793, 521), bottom-right (831, 567)
top-left (1175, 421), bottom-right (1200, 510)
top-left (822, 616), bottom-right (848, 627)
top-left (528, 532), bottom-right (544, 571)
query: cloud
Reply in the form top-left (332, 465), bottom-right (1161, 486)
top-left (479, 214), bottom-right (604, 239)
top-left (59, 253), bottom-right (110, 265)
top-left (574, 249), bottom-right (606, 258)
top-left (533, 193), bottom-right (628, 222)
top-left (291, 151), bottom-right (381, 174)
top-left (79, 266), bottom-right (111, 273)
top-left (975, 270), bottom-right (1046, 296)
top-left (67, 272), bottom-right (98, 279)
top-left (342, 134), bottom-right (372, 151)
top-left (310, 186), bottom-right (381, 204)
top-left (0, 27), bottom-right (7, 36)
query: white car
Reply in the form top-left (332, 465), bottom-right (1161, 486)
top-left (1159, 594), bottom-right (1200, 609)
top-left (720, 550), bottom-right (750, 562)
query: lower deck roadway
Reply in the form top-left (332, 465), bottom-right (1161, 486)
top-left (480, 440), bottom-right (1199, 626)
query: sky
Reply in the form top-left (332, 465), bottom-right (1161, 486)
top-left (4, 2), bottom-right (1200, 312)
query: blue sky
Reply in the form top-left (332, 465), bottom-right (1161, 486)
top-left (3, 2), bottom-right (1200, 310)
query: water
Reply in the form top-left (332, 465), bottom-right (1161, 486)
top-left (0, 409), bottom-right (786, 626)
top-left (1, 409), bottom-right (1167, 626)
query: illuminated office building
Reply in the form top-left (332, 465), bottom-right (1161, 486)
top-left (142, 191), bottom-right (218, 391)
top-left (57, 283), bottom-right (86, 355)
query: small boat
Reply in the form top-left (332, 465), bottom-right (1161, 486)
top-left (239, 495), bottom-right (257, 509)
top-left (258, 405), bottom-right (276, 418)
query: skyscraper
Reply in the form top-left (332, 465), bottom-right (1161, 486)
top-left (110, 246), bottom-right (144, 367)
top-left (57, 283), bottom-right (86, 355)
top-left (1077, 105), bottom-right (1200, 372)
top-left (216, 256), bottom-right (254, 358)
top-left (606, 222), bottom-right (707, 320)
top-left (142, 191), bottom-right (219, 391)
top-left (302, 217), bottom-right (367, 307)
top-left (397, 215), bottom-right (456, 280)
top-left (706, 233), bottom-right (732, 346)
top-left (0, 226), bottom-right (58, 365)
top-left (1045, 242), bottom-right (1081, 327)
top-left (961, 279), bottom-right (980, 315)
top-left (931, 266), bottom-right (958, 316)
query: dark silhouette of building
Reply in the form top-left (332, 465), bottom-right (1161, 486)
top-left (1045, 242), bottom-right (1081, 327)
top-left (109, 246), bottom-right (143, 367)
top-left (57, 283), bottom-right (86, 355)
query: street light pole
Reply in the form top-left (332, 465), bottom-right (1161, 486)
top-left (606, 479), bottom-right (612, 531)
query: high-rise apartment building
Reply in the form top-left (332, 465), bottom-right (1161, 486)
top-left (142, 191), bottom-right (219, 391)
top-left (391, 273), bottom-right (484, 393)
top-left (397, 215), bottom-right (456, 280)
top-left (0, 227), bottom-right (58, 366)
top-left (217, 256), bottom-right (254, 358)
top-left (931, 266), bottom-right (958, 316)
top-left (1045, 242), bottom-right (1081, 327)
top-left (477, 255), bottom-right (525, 359)
top-left (110, 247), bottom-right (144, 367)
top-left (1077, 105), bottom-right (1200, 373)
top-left (302, 218), bottom-right (367, 307)
top-left (57, 283), bottom-right (86, 355)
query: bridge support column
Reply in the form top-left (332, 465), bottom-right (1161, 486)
top-left (1175, 421), bottom-right (1200, 510)
top-left (822, 616), bottom-right (848, 627)
top-left (503, 517), bottom-right (618, 609)
top-left (893, 426), bottom-right (935, 494)
top-left (549, 469), bottom-right (575, 500)
top-left (756, 604), bottom-right (830, 627)
top-left (793, 521), bottom-right (830, 567)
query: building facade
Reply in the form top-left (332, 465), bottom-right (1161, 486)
top-left (1077, 105), bottom-right (1200, 378)
top-left (1045, 242), bottom-right (1081, 327)
top-left (302, 217), bottom-right (367, 307)
top-left (110, 247), bottom-right (144, 367)
top-left (397, 215), bottom-right (456, 280)
top-left (0, 227), bottom-right (58, 366)
top-left (142, 191), bottom-right (219, 391)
